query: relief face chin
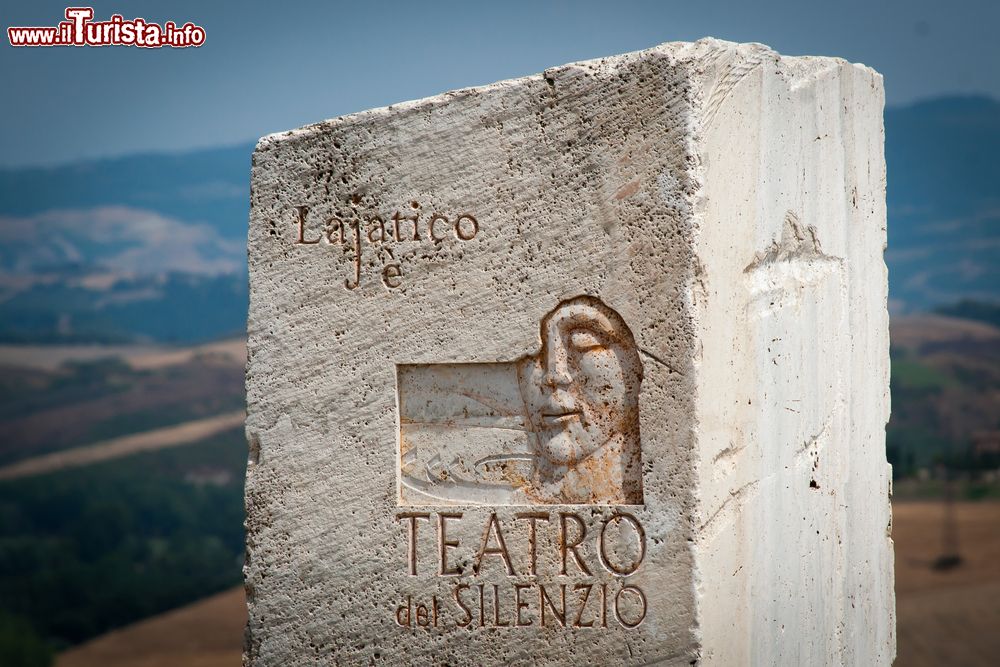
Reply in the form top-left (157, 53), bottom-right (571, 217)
top-left (518, 297), bottom-right (643, 473)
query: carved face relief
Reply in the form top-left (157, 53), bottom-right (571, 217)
top-left (517, 298), bottom-right (641, 468)
top-left (518, 297), bottom-right (642, 500)
top-left (397, 295), bottom-right (643, 505)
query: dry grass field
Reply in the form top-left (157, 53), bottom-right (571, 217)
top-left (53, 501), bottom-right (1000, 666)
top-left (56, 588), bottom-right (246, 667)
top-left (893, 501), bottom-right (1000, 667)
top-left (0, 411), bottom-right (245, 480)
top-left (890, 314), bottom-right (1000, 352)
top-left (0, 340), bottom-right (246, 373)
top-left (0, 340), bottom-right (246, 464)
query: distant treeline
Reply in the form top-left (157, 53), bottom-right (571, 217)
top-left (935, 300), bottom-right (1000, 329)
top-left (0, 431), bottom-right (246, 661)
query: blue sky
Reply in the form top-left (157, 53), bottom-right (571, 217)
top-left (1, 0), bottom-right (998, 167)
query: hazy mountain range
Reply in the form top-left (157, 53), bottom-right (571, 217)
top-left (0, 95), bottom-right (996, 344)
top-left (0, 146), bottom-right (252, 343)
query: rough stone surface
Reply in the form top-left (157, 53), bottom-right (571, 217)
top-left (245, 39), bottom-right (893, 665)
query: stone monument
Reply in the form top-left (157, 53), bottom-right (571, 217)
top-left (245, 39), bottom-right (894, 665)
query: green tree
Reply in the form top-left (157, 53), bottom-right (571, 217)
top-left (0, 611), bottom-right (52, 667)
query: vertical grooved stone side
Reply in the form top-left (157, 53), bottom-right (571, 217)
top-left (687, 40), bottom-right (893, 666)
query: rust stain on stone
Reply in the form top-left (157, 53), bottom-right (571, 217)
top-left (613, 179), bottom-right (641, 200)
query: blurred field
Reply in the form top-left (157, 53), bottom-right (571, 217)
top-left (43, 500), bottom-right (1000, 666)
top-left (0, 411), bottom-right (245, 481)
top-left (57, 588), bottom-right (246, 667)
top-left (890, 314), bottom-right (1000, 351)
top-left (0, 339), bottom-right (245, 465)
top-left (0, 430), bottom-right (247, 657)
top-left (0, 339), bottom-right (245, 372)
top-left (894, 501), bottom-right (1000, 667)
top-left (887, 315), bottom-right (1000, 479)
top-left (0, 345), bottom-right (166, 371)
top-left (0, 338), bottom-right (251, 666)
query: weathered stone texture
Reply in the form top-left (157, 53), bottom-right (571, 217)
top-left (687, 41), bottom-right (893, 665)
top-left (245, 39), bottom-right (893, 665)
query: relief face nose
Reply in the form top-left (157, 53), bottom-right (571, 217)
top-left (542, 324), bottom-right (575, 388)
top-left (542, 351), bottom-right (573, 388)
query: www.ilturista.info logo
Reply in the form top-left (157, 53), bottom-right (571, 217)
top-left (7, 7), bottom-right (205, 48)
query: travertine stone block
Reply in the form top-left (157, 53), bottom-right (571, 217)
top-left (245, 38), bottom-right (893, 665)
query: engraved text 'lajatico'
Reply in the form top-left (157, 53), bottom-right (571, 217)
top-left (289, 204), bottom-right (479, 290)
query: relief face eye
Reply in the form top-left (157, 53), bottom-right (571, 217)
top-left (569, 329), bottom-right (605, 353)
